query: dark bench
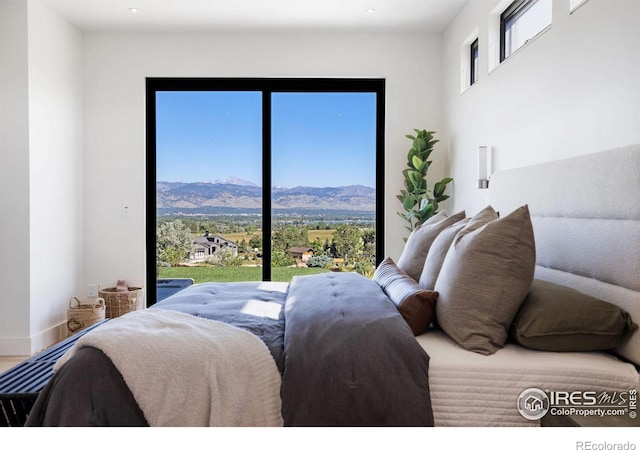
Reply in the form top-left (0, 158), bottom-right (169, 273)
top-left (1, 278), bottom-right (194, 426)
top-left (0, 320), bottom-right (107, 427)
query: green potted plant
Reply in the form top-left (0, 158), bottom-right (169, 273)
top-left (396, 129), bottom-right (453, 237)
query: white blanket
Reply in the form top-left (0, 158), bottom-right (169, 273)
top-left (55, 309), bottom-right (283, 427)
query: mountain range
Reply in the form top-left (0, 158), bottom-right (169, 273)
top-left (156, 179), bottom-right (376, 213)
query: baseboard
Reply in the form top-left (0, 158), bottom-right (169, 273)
top-left (0, 321), bottom-right (67, 356)
top-left (30, 321), bottom-right (68, 354)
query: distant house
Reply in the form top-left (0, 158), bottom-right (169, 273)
top-left (191, 231), bottom-right (238, 261)
top-left (289, 247), bottom-right (314, 262)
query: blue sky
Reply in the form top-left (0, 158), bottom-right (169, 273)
top-left (156, 91), bottom-right (376, 188)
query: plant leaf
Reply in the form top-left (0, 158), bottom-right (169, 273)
top-left (433, 181), bottom-right (447, 198)
top-left (420, 200), bottom-right (435, 213)
top-left (407, 148), bottom-right (419, 165)
top-left (407, 170), bottom-right (423, 189)
top-left (414, 138), bottom-right (427, 152)
top-left (405, 178), bottom-right (414, 193)
top-left (403, 195), bottom-right (417, 211)
top-left (411, 155), bottom-right (424, 172)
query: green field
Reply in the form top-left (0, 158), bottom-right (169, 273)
top-left (157, 266), bottom-right (329, 283)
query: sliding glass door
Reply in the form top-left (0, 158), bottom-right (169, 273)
top-left (146, 79), bottom-right (385, 305)
top-left (154, 90), bottom-right (263, 283)
top-left (271, 92), bottom-right (378, 272)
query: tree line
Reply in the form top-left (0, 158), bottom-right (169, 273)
top-left (156, 219), bottom-right (375, 273)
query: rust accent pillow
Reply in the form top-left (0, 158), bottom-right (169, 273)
top-left (374, 257), bottom-right (438, 335)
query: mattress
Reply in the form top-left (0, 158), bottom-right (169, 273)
top-left (417, 330), bottom-right (640, 426)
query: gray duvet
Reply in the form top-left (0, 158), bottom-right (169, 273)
top-left (26, 273), bottom-right (433, 427)
top-left (282, 272), bottom-right (433, 426)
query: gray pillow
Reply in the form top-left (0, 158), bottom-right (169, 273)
top-left (397, 210), bottom-right (466, 282)
top-left (435, 205), bottom-right (536, 355)
top-left (510, 279), bottom-right (638, 352)
top-left (418, 218), bottom-right (470, 290)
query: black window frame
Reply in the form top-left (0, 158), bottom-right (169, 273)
top-left (470, 38), bottom-right (479, 86)
top-left (145, 78), bottom-right (385, 306)
top-left (500, 0), bottom-right (540, 62)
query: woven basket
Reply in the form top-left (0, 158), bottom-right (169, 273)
top-left (67, 296), bottom-right (105, 336)
top-left (99, 286), bottom-right (144, 319)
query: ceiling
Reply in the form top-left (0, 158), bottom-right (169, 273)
top-left (41, 0), bottom-right (467, 33)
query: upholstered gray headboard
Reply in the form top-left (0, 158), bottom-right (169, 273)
top-left (490, 144), bottom-right (640, 365)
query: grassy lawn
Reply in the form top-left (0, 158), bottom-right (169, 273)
top-left (157, 266), bottom-right (329, 283)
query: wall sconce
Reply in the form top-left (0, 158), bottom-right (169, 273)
top-left (477, 145), bottom-right (491, 189)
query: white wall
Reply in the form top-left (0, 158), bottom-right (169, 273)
top-left (442, 0), bottom-right (640, 215)
top-left (0, 0), bottom-right (83, 355)
top-left (27, 1), bottom-right (84, 352)
top-left (81, 31), bottom-right (447, 290)
top-left (0, 1), bottom-right (31, 354)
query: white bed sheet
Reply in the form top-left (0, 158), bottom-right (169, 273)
top-left (417, 330), bottom-right (640, 426)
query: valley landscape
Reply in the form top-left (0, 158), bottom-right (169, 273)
top-left (155, 177), bottom-right (378, 282)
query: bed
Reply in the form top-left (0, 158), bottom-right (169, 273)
top-left (26, 274), bottom-right (434, 427)
top-left (420, 144), bottom-right (640, 426)
top-left (25, 144), bottom-right (640, 427)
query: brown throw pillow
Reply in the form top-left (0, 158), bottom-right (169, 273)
top-left (397, 210), bottom-right (466, 282)
top-left (435, 205), bottom-right (536, 355)
top-left (374, 257), bottom-right (438, 335)
top-left (510, 279), bottom-right (638, 352)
